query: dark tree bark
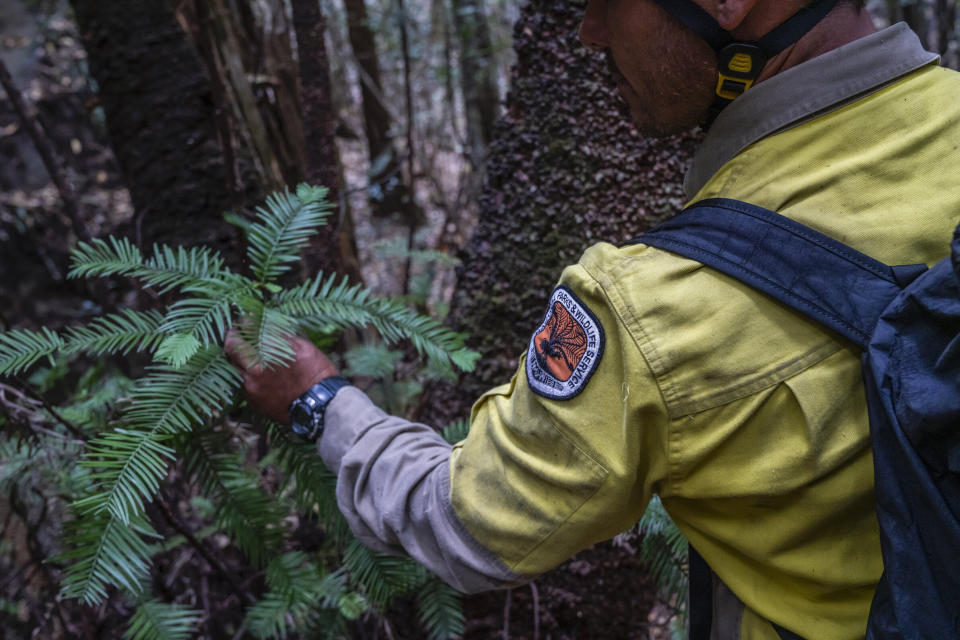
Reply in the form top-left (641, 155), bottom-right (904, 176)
top-left (451, 0), bottom-right (500, 170)
top-left (422, 0), bottom-right (699, 425)
top-left (902, 0), bottom-right (930, 49)
top-left (934, 0), bottom-right (958, 58)
top-left (71, 0), bottom-right (240, 251)
top-left (420, 3), bottom-right (698, 634)
top-left (290, 0), bottom-right (351, 277)
top-left (342, 0), bottom-right (422, 226)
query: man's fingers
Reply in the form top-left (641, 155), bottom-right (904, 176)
top-left (224, 328), bottom-right (256, 371)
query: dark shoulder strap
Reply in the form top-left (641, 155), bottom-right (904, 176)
top-left (633, 198), bottom-right (925, 349)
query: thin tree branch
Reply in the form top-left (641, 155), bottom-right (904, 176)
top-left (0, 58), bottom-right (89, 242)
top-left (3, 379), bottom-right (88, 441)
top-left (155, 492), bottom-right (257, 606)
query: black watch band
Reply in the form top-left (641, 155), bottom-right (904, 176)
top-left (288, 376), bottom-right (350, 440)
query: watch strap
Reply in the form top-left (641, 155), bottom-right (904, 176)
top-left (289, 376), bottom-right (350, 439)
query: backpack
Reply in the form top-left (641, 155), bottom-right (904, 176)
top-left (635, 198), bottom-right (960, 639)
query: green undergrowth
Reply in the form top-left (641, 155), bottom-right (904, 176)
top-left (0, 185), bottom-right (473, 639)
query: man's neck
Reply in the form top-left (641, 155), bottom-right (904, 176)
top-left (755, 4), bottom-right (878, 84)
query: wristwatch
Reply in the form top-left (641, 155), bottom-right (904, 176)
top-left (288, 376), bottom-right (351, 440)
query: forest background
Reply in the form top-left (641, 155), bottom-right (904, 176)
top-left (0, 0), bottom-right (957, 638)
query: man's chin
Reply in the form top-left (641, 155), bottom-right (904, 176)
top-left (628, 109), bottom-right (694, 138)
top-left (615, 88), bottom-right (706, 137)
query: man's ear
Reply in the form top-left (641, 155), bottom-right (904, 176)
top-left (709, 0), bottom-right (759, 31)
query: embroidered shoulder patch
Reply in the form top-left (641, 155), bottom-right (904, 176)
top-left (526, 285), bottom-right (605, 401)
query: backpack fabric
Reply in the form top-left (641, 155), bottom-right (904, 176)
top-left (635, 198), bottom-right (960, 639)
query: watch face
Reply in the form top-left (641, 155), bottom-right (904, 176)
top-left (290, 405), bottom-right (312, 435)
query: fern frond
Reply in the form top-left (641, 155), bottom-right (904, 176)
top-left (343, 343), bottom-right (402, 378)
top-left (275, 274), bottom-right (477, 371)
top-left (0, 436), bottom-right (33, 488)
top-left (183, 430), bottom-right (284, 566)
top-left (159, 296), bottom-right (235, 350)
top-left (156, 279), bottom-right (260, 367)
top-left (59, 512), bottom-right (158, 605)
top-left (245, 553), bottom-right (344, 639)
top-left (247, 187), bottom-right (333, 283)
top-left (69, 237), bottom-right (144, 280)
top-left (0, 326), bottom-right (63, 376)
top-left (63, 310), bottom-right (165, 357)
top-left (141, 244), bottom-right (229, 293)
top-left (637, 496), bottom-right (688, 605)
top-left (344, 539), bottom-right (426, 609)
top-left (77, 348), bottom-right (241, 525)
top-left (267, 424), bottom-right (347, 539)
top-left (154, 334), bottom-right (202, 368)
top-left (245, 552), bottom-right (354, 639)
top-left (441, 419), bottom-right (470, 445)
top-left (417, 578), bottom-right (465, 640)
top-left (124, 599), bottom-right (202, 640)
top-left (234, 302), bottom-right (298, 369)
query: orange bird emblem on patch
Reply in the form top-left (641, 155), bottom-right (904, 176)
top-left (534, 302), bottom-right (589, 382)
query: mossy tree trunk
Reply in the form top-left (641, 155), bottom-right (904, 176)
top-left (423, 3), bottom-right (700, 632)
top-left (422, 0), bottom-right (700, 424)
top-left (71, 0), bottom-right (240, 252)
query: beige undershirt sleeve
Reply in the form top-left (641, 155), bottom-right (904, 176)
top-left (318, 385), bottom-right (526, 593)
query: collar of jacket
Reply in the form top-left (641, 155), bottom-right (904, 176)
top-left (684, 23), bottom-right (940, 200)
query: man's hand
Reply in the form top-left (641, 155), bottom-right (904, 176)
top-left (224, 331), bottom-right (340, 425)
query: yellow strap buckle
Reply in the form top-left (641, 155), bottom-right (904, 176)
top-left (715, 44), bottom-right (767, 101)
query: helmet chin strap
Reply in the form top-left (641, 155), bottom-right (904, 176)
top-left (648, 0), bottom-right (840, 127)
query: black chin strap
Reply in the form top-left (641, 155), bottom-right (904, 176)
top-left (649, 0), bottom-right (840, 126)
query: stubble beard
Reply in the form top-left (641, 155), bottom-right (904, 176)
top-left (605, 42), bottom-right (717, 137)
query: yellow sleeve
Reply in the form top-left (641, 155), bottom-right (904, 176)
top-left (448, 245), bottom-right (672, 576)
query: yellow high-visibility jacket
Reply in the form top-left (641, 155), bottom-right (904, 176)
top-left (320, 24), bottom-right (960, 640)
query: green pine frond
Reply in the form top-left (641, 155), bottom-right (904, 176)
top-left (234, 302), bottom-right (298, 369)
top-left (183, 430), bottom-right (284, 566)
top-left (69, 238), bottom-right (231, 296)
top-left (0, 326), bottom-right (63, 376)
top-left (441, 419), bottom-right (470, 445)
top-left (245, 553), bottom-right (340, 639)
top-left (59, 512), bottom-right (158, 605)
top-left (77, 348), bottom-right (241, 526)
top-left (69, 236), bottom-right (144, 280)
top-left (275, 274), bottom-right (477, 371)
top-left (122, 348), bottom-right (241, 437)
top-left (637, 496), bottom-right (688, 605)
top-left (246, 591), bottom-right (305, 640)
top-left (343, 343), bottom-right (402, 378)
top-left (63, 310), bottom-right (165, 357)
top-left (159, 278), bottom-right (256, 353)
top-left (0, 436), bottom-right (38, 489)
top-left (247, 187), bottom-right (333, 283)
top-left (344, 539), bottom-right (427, 609)
top-left (417, 578), bottom-right (465, 640)
top-left (124, 598), bottom-right (202, 640)
top-left (154, 334), bottom-right (202, 368)
top-left (267, 424), bottom-right (347, 539)
top-left (141, 244), bottom-right (229, 294)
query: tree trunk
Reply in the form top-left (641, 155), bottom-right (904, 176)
top-left (885, 0), bottom-right (901, 24)
top-left (902, 0), bottom-right (930, 49)
top-left (421, 0), bottom-right (699, 424)
top-left (451, 0), bottom-right (500, 171)
top-left (934, 0), bottom-right (957, 61)
top-left (421, 2), bottom-right (699, 633)
top-left (290, 0), bottom-right (355, 279)
top-left (71, 0), bottom-right (240, 252)
top-left (342, 0), bottom-right (421, 226)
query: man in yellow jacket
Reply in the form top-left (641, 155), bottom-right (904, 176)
top-left (227, 1), bottom-right (960, 637)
